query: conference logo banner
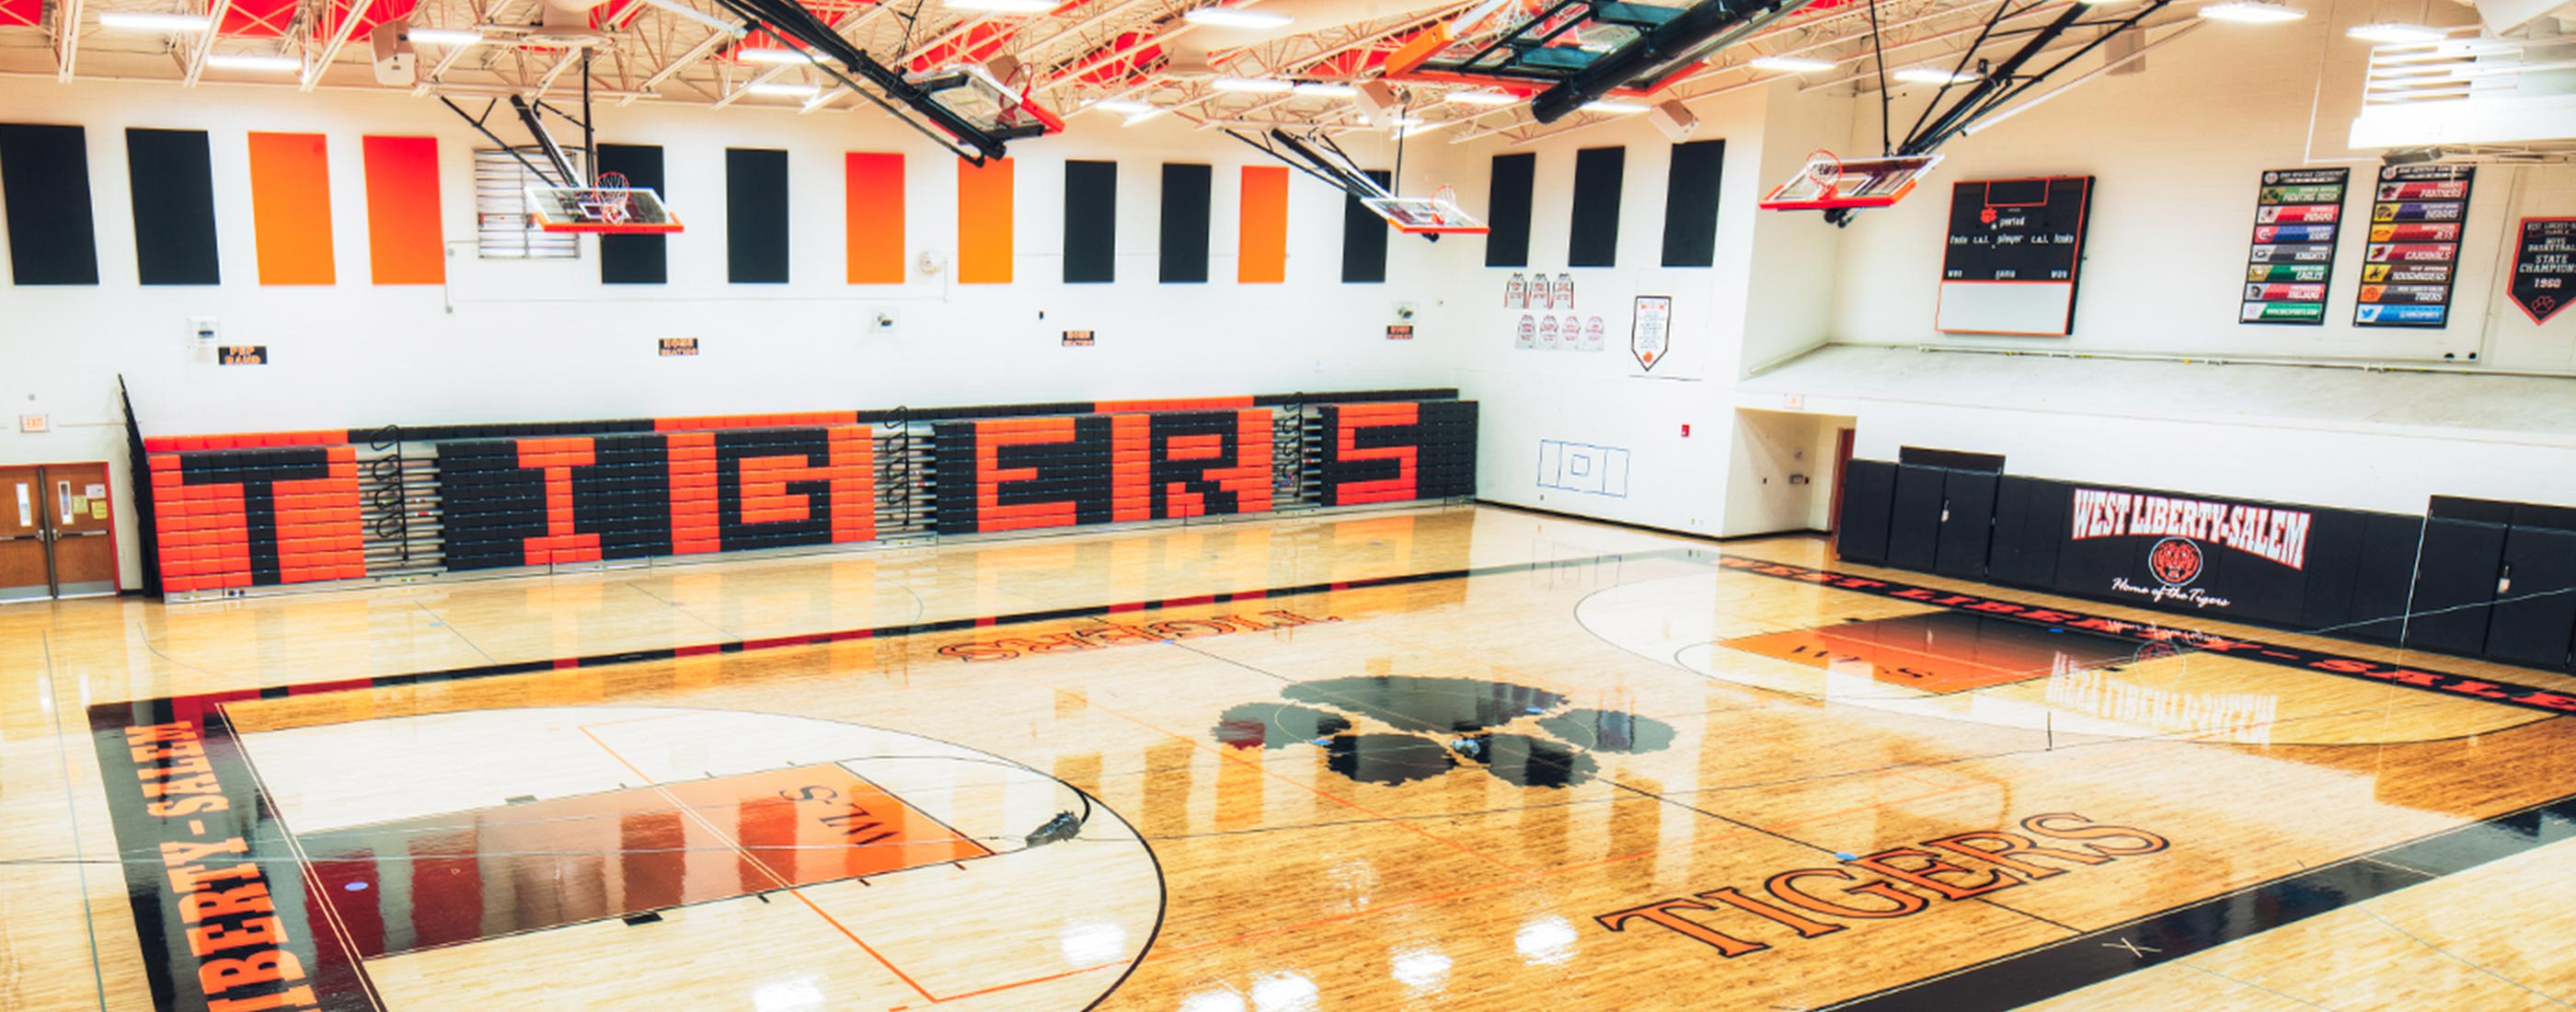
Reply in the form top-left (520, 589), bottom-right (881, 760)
top-left (2355, 164), bottom-right (2476, 329)
top-left (2241, 168), bottom-right (2348, 326)
top-left (2058, 486), bottom-right (2317, 624)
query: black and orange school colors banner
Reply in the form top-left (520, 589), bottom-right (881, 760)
top-left (2355, 164), bottom-right (2475, 328)
top-left (2240, 167), bottom-right (2347, 325)
top-left (2058, 485), bottom-right (2316, 625)
top-left (933, 409), bottom-right (1271, 534)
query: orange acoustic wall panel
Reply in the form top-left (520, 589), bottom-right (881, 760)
top-left (1238, 166), bottom-right (1288, 283)
top-left (362, 135), bottom-right (443, 284)
top-left (247, 132), bottom-right (336, 285)
top-left (846, 152), bottom-right (905, 284)
top-left (957, 156), bottom-right (1013, 283)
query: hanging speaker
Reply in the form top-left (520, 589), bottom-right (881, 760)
top-left (370, 23), bottom-right (416, 86)
top-left (1650, 99), bottom-right (1698, 142)
top-left (1356, 81), bottom-right (1401, 129)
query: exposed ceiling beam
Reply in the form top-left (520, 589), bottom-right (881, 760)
top-left (54, 0), bottom-right (84, 82)
top-left (180, 0), bottom-right (236, 86)
top-left (302, 0), bottom-right (378, 91)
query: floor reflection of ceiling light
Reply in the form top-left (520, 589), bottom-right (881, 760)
top-left (1516, 915), bottom-right (1578, 965)
top-left (1059, 920), bottom-right (1128, 966)
top-left (1179, 991), bottom-right (1248, 1012)
top-left (752, 978), bottom-right (824, 1012)
top-left (1391, 947), bottom-right (1453, 991)
top-left (1250, 972), bottom-right (1321, 1011)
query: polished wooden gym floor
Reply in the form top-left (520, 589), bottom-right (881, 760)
top-left (11, 504), bottom-right (2576, 1011)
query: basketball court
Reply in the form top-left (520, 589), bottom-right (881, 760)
top-left (7, 0), bottom-right (2576, 1009)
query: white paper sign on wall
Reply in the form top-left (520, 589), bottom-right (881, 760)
top-left (1631, 295), bottom-right (1673, 372)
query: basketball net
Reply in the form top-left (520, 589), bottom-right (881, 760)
top-left (581, 171), bottom-right (634, 225)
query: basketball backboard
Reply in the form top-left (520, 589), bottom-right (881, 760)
top-left (1364, 196), bottom-right (1489, 236)
top-left (526, 184), bottom-right (684, 234)
top-left (1760, 152), bottom-right (1943, 212)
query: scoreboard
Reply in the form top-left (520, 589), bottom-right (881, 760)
top-left (1937, 176), bottom-right (2095, 336)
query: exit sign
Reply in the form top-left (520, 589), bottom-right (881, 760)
top-left (17, 415), bottom-right (46, 433)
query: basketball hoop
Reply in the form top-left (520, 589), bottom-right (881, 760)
top-left (1759, 150), bottom-right (1942, 213)
top-left (579, 171), bottom-right (634, 225)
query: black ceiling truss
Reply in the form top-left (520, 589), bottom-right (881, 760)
top-left (1891, 0), bottom-right (2175, 157)
top-left (705, 0), bottom-right (1029, 163)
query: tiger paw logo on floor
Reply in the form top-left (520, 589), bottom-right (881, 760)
top-left (1212, 675), bottom-right (1673, 788)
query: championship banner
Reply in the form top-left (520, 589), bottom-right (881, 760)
top-left (2510, 217), bottom-right (2576, 325)
top-left (2053, 484), bottom-right (2322, 626)
top-left (2240, 167), bottom-right (2347, 325)
top-left (2355, 164), bottom-right (2475, 328)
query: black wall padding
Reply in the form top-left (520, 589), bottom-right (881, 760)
top-left (1934, 468), bottom-right (1997, 579)
top-left (2486, 526), bottom-right (2576, 669)
top-left (2428, 496), bottom-right (2515, 523)
top-left (125, 129), bottom-right (220, 285)
top-left (0, 123), bottom-right (100, 285)
top-left (2296, 510), bottom-right (2371, 632)
top-left (1159, 163), bottom-right (1210, 283)
top-left (1341, 168), bottom-right (1392, 283)
top-left (1898, 446), bottom-right (2007, 472)
top-left (2345, 513), bottom-right (2425, 643)
top-left (1568, 146), bottom-right (1626, 268)
top-left (1661, 139), bottom-right (1724, 268)
top-left (1484, 153), bottom-right (1535, 268)
top-left (2404, 517), bottom-right (2507, 657)
top-left (725, 147), bottom-right (788, 283)
top-left (2514, 502), bottom-right (2576, 533)
top-left (1985, 477), bottom-right (2064, 589)
top-left (1834, 459), bottom-right (1895, 563)
top-left (597, 144), bottom-right (667, 284)
top-left (1885, 464), bottom-right (1947, 571)
top-left (1063, 159), bottom-right (1117, 283)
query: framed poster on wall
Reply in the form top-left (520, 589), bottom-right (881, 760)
top-left (1935, 176), bottom-right (2095, 336)
top-left (2240, 167), bottom-right (2348, 325)
top-left (2354, 164), bottom-right (2474, 328)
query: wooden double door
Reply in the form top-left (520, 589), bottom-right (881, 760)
top-left (0, 464), bottom-right (118, 602)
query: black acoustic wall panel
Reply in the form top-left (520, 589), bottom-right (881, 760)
top-left (1885, 464), bottom-right (1947, 571)
top-left (597, 144), bottom-right (667, 284)
top-left (1484, 152), bottom-right (1535, 268)
top-left (2404, 517), bottom-right (2507, 657)
top-left (1661, 139), bottom-right (1724, 268)
top-left (2486, 526), bottom-right (2576, 669)
top-left (125, 129), bottom-right (221, 285)
top-left (1898, 446), bottom-right (2007, 472)
top-left (0, 123), bottom-right (100, 285)
top-left (1933, 468), bottom-right (1997, 579)
top-left (1159, 163), bottom-right (1211, 283)
top-left (725, 147), bottom-right (788, 283)
top-left (1834, 459), bottom-right (1895, 563)
top-left (1568, 146), bottom-right (1625, 268)
top-left (1063, 160), bottom-right (1117, 283)
top-left (1341, 168), bottom-right (1392, 283)
top-left (2346, 513), bottom-right (2425, 643)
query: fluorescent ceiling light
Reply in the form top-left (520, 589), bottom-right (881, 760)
top-left (1183, 6), bottom-right (1292, 28)
top-left (1293, 82), bottom-right (1355, 98)
top-left (944, 0), bottom-right (1057, 13)
top-left (1092, 99), bottom-right (1156, 114)
top-left (406, 28), bottom-right (483, 46)
top-left (1580, 100), bottom-right (1647, 113)
top-left (1893, 66), bottom-right (1975, 84)
top-left (98, 11), bottom-right (211, 30)
top-left (1446, 89), bottom-right (1520, 105)
top-left (2198, 0), bottom-right (2305, 22)
top-left (1213, 76), bottom-right (1294, 93)
top-left (2346, 21), bottom-right (2441, 42)
top-left (747, 82), bottom-right (822, 98)
top-left (1396, 119), bottom-right (1455, 137)
top-left (1122, 109), bottom-right (1167, 126)
top-left (736, 46), bottom-right (824, 63)
top-left (204, 52), bottom-right (302, 72)
top-left (638, 0), bottom-right (749, 35)
top-left (1747, 54), bottom-right (1834, 72)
